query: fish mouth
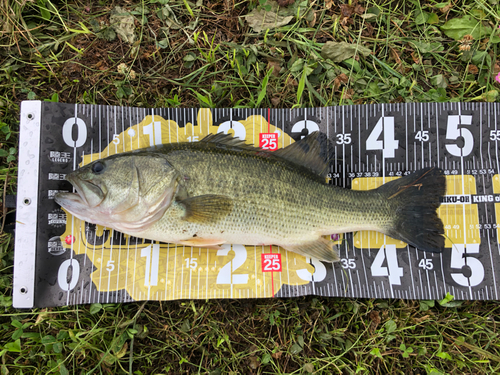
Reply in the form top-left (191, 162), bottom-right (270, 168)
top-left (54, 191), bottom-right (86, 210)
top-left (54, 190), bottom-right (105, 226)
top-left (64, 174), bottom-right (104, 208)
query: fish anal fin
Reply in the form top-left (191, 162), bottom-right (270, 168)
top-left (179, 238), bottom-right (226, 249)
top-left (281, 237), bottom-right (340, 263)
top-left (180, 194), bottom-right (233, 224)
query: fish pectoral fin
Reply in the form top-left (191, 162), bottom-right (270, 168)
top-left (281, 237), bottom-right (340, 263)
top-left (179, 238), bottom-right (226, 249)
top-left (180, 194), bottom-right (233, 224)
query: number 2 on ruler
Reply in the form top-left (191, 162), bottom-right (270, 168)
top-left (216, 244), bottom-right (249, 284)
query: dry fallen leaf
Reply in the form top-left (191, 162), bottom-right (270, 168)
top-left (389, 47), bottom-right (401, 64)
top-left (334, 73), bottom-right (349, 91)
top-left (276, 0), bottom-right (294, 6)
top-left (369, 310), bottom-right (381, 332)
top-left (308, 11), bottom-right (317, 28)
top-left (439, 2), bottom-right (453, 14)
top-left (110, 6), bottom-right (136, 44)
top-left (468, 64), bottom-right (479, 74)
top-left (411, 51), bottom-right (421, 64)
top-left (244, 5), bottom-right (293, 33)
top-left (271, 350), bottom-right (283, 359)
top-left (321, 41), bottom-right (371, 63)
top-left (267, 60), bottom-right (281, 76)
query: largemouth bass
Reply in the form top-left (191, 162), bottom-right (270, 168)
top-left (55, 132), bottom-right (446, 262)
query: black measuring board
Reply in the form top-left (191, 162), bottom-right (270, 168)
top-left (13, 101), bottom-right (500, 308)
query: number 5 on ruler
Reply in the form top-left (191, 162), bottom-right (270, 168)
top-left (445, 115), bottom-right (473, 157)
top-left (450, 244), bottom-right (484, 287)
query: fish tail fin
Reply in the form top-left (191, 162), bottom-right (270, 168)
top-left (378, 167), bottom-right (446, 253)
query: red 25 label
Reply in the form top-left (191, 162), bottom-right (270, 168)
top-left (259, 133), bottom-right (278, 151)
top-left (261, 253), bottom-right (282, 272)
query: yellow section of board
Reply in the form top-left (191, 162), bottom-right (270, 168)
top-left (352, 174), bottom-right (480, 249)
top-left (352, 176), bottom-right (407, 249)
top-left (438, 175), bottom-right (480, 247)
top-left (493, 175), bottom-right (500, 239)
top-left (60, 109), bottom-right (325, 300)
top-left (80, 109), bottom-right (296, 165)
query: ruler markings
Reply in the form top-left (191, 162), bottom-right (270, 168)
top-left (420, 102), bottom-right (424, 167)
top-left (458, 104), bottom-right (474, 299)
top-left (66, 103), bottom-right (80, 306)
top-left (407, 246), bottom-right (416, 299)
top-left (20, 102), bottom-right (500, 306)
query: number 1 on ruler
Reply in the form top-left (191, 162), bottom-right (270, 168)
top-left (143, 121), bottom-right (162, 146)
top-left (141, 244), bottom-right (160, 286)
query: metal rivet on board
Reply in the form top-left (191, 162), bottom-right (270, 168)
top-left (23, 198), bottom-right (31, 206)
top-left (26, 112), bottom-right (35, 121)
top-left (20, 287), bottom-right (28, 294)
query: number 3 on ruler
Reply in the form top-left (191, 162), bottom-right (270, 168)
top-left (296, 257), bottom-right (327, 282)
top-left (370, 245), bottom-right (403, 285)
top-left (450, 244), bottom-right (484, 287)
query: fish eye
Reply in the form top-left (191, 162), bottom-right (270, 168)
top-left (92, 161), bottom-right (105, 174)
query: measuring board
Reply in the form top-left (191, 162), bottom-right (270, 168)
top-left (13, 100), bottom-right (500, 308)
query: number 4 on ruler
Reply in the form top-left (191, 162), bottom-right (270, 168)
top-left (370, 244), bottom-right (403, 285)
top-left (366, 117), bottom-right (399, 158)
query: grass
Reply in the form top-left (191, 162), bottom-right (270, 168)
top-left (1, 0), bottom-right (500, 373)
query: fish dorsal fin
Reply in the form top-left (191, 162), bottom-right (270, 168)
top-left (201, 131), bottom-right (330, 177)
top-left (274, 132), bottom-right (329, 177)
top-left (200, 132), bottom-right (258, 151)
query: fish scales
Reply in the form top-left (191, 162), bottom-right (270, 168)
top-left (156, 146), bottom-right (390, 240)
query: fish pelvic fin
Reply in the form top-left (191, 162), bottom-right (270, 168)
top-left (178, 239), bottom-right (226, 249)
top-left (180, 194), bottom-right (233, 224)
top-left (281, 237), bottom-right (340, 263)
top-left (379, 167), bottom-right (446, 253)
